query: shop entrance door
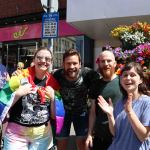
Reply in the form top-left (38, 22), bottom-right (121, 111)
top-left (3, 44), bottom-right (18, 75)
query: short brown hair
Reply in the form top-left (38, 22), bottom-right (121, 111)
top-left (63, 49), bottom-right (81, 63)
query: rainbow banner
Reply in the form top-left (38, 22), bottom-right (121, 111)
top-left (55, 90), bottom-right (65, 134)
top-left (0, 75), bottom-right (22, 121)
top-left (0, 67), bottom-right (65, 134)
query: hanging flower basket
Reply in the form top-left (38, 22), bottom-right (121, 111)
top-left (111, 21), bottom-right (150, 51)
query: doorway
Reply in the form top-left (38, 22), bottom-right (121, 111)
top-left (2, 40), bottom-right (40, 75)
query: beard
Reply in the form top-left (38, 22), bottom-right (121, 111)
top-left (99, 67), bottom-right (115, 80)
top-left (64, 68), bottom-right (79, 80)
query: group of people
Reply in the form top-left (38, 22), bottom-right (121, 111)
top-left (0, 47), bottom-right (149, 150)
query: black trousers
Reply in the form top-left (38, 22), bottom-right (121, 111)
top-left (91, 136), bottom-right (112, 150)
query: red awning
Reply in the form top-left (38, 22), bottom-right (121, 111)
top-left (0, 20), bottom-right (84, 42)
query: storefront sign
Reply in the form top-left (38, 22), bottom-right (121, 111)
top-left (0, 20), bottom-right (83, 42)
top-left (0, 23), bottom-right (41, 42)
top-left (42, 12), bottom-right (59, 38)
top-left (13, 25), bottom-right (29, 39)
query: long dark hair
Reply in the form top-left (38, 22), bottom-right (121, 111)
top-left (121, 62), bottom-right (148, 95)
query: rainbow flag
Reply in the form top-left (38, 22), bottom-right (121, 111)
top-left (55, 90), bottom-right (65, 134)
top-left (0, 67), bottom-right (65, 134)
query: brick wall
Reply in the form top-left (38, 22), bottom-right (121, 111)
top-left (0, 0), bottom-right (43, 19)
top-left (0, 0), bottom-right (66, 19)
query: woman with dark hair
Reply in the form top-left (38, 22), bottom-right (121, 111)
top-left (97, 62), bottom-right (150, 150)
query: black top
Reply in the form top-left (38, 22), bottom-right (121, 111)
top-left (9, 77), bottom-right (51, 127)
top-left (53, 67), bottom-right (99, 115)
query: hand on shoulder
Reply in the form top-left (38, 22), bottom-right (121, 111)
top-left (12, 69), bottom-right (22, 76)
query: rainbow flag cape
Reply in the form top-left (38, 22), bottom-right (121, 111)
top-left (0, 67), bottom-right (65, 134)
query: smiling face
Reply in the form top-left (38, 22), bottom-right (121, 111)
top-left (63, 55), bottom-right (81, 81)
top-left (33, 49), bottom-right (52, 73)
top-left (121, 67), bottom-right (142, 94)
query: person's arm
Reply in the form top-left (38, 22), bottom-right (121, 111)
top-left (97, 96), bottom-right (115, 136)
top-left (127, 111), bottom-right (150, 142)
top-left (125, 94), bottom-right (150, 142)
top-left (85, 100), bottom-right (96, 149)
top-left (107, 110), bottom-right (115, 136)
top-left (50, 98), bottom-right (55, 119)
top-left (11, 69), bottom-right (22, 76)
top-left (6, 73), bottom-right (10, 81)
top-left (45, 86), bottom-right (55, 119)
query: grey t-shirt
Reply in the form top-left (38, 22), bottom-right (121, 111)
top-left (109, 95), bottom-right (150, 150)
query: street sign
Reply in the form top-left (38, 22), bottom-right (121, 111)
top-left (42, 12), bottom-right (59, 38)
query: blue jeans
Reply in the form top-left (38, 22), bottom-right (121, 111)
top-left (56, 111), bottom-right (88, 139)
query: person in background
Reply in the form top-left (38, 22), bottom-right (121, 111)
top-left (53, 49), bottom-right (99, 150)
top-left (0, 64), bottom-right (10, 90)
top-left (17, 62), bottom-right (24, 70)
top-left (0, 64), bottom-right (10, 148)
top-left (86, 50), bottom-right (124, 150)
top-left (30, 62), bottom-right (34, 67)
top-left (0, 47), bottom-right (60, 150)
top-left (97, 62), bottom-right (150, 150)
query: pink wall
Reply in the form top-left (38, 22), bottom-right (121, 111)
top-left (0, 20), bottom-right (83, 42)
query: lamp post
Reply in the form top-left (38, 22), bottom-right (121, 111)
top-left (47, 0), bottom-right (53, 53)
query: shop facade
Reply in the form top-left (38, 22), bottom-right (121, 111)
top-left (0, 20), bottom-right (95, 74)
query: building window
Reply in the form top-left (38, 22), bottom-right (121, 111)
top-left (53, 36), bottom-right (83, 68)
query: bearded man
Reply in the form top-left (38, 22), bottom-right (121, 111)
top-left (85, 50), bottom-right (124, 150)
top-left (53, 49), bottom-right (99, 150)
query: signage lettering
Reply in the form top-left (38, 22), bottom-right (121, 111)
top-left (13, 25), bottom-right (28, 39)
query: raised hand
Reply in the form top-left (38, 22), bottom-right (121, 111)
top-left (97, 96), bottom-right (113, 116)
top-left (124, 93), bottom-right (133, 113)
top-left (11, 69), bottom-right (22, 76)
